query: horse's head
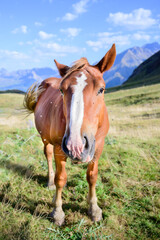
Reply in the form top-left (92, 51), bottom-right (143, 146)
top-left (54, 44), bottom-right (116, 163)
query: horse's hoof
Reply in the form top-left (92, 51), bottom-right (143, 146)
top-left (48, 183), bottom-right (56, 190)
top-left (88, 205), bottom-right (102, 222)
top-left (50, 208), bottom-right (65, 226)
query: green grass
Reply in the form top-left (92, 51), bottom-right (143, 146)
top-left (0, 84), bottom-right (160, 240)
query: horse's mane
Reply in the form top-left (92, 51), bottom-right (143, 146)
top-left (62, 57), bottom-right (89, 80)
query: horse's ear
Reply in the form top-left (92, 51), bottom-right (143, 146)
top-left (94, 44), bottom-right (116, 74)
top-left (54, 59), bottom-right (70, 77)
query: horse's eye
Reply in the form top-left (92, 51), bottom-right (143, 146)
top-left (60, 89), bottom-right (64, 95)
top-left (97, 87), bottom-right (104, 95)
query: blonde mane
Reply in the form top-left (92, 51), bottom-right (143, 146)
top-left (62, 57), bottom-right (89, 80)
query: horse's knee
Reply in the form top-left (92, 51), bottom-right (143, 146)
top-left (44, 144), bottom-right (53, 158)
top-left (87, 160), bottom-right (98, 185)
top-left (87, 173), bottom-right (98, 185)
top-left (55, 173), bottom-right (67, 188)
top-left (87, 169), bottom-right (98, 185)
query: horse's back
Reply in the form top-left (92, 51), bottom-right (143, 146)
top-left (41, 77), bottom-right (61, 89)
top-left (34, 77), bottom-right (66, 145)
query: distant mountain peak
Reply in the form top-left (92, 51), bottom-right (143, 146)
top-left (103, 42), bottom-right (160, 88)
top-left (123, 50), bottom-right (160, 87)
top-left (1, 42), bottom-right (160, 91)
top-left (143, 42), bottom-right (160, 49)
top-left (0, 67), bottom-right (59, 91)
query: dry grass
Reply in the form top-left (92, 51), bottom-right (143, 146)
top-left (106, 85), bottom-right (160, 140)
top-left (0, 84), bottom-right (160, 240)
top-left (0, 93), bottom-right (34, 130)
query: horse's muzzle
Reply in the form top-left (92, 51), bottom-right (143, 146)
top-left (62, 134), bottom-right (95, 163)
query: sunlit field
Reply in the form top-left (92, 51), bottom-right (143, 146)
top-left (0, 84), bottom-right (160, 240)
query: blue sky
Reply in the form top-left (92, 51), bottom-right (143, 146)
top-left (0, 0), bottom-right (160, 71)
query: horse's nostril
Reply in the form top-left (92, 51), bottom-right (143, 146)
top-left (83, 136), bottom-right (89, 149)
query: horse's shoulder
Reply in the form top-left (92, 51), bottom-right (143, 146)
top-left (98, 104), bottom-right (109, 134)
top-left (103, 105), bottom-right (109, 134)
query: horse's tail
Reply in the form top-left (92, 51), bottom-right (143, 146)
top-left (23, 82), bottom-right (45, 114)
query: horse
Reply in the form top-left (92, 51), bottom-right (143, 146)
top-left (24, 44), bottom-right (116, 225)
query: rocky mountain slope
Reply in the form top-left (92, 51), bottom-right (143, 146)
top-left (123, 50), bottom-right (160, 88)
top-left (104, 42), bottom-right (160, 88)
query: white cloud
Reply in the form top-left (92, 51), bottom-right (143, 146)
top-left (87, 32), bottom-right (130, 51)
top-left (32, 71), bottom-right (43, 82)
top-left (0, 77), bottom-right (23, 89)
top-left (98, 32), bottom-right (114, 37)
top-left (0, 49), bottom-right (29, 60)
top-left (62, 0), bottom-right (89, 21)
top-left (18, 42), bottom-right (24, 46)
top-left (12, 25), bottom-right (28, 34)
top-left (73, 0), bottom-right (89, 14)
top-left (35, 21), bottom-right (43, 27)
top-left (29, 39), bottom-right (85, 59)
top-left (107, 8), bottom-right (156, 30)
top-left (60, 28), bottom-right (81, 37)
top-left (62, 13), bottom-right (77, 21)
top-left (154, 35), bottom-right (160, 40)
top-left (26, 41), bottom-right (33, 45)
top-left (41, 42), bottom-right (80, 53)
top-left (21, 25), bottom-right (28, 34)
top-left (133, 32), bottom-right (150, 41)
top-left (38, 31), bottom-right (55, 40)
top-left (0, 49), bottom-right (31, 71)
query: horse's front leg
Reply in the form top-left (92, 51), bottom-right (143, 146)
top-left (50, 144), bottom-right (67, 226)
top-left (87, 140), bottom-right (104, 222)
top-left (87, 159), bottom-right (102, 222)
top-left (44, 143), bottom-right (55, 190)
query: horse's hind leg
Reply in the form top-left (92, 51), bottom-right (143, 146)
top-left (44, 143), bottom-right (55, 190)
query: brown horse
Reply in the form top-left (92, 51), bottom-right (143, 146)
top-left (24, 44), bottom-right (116, 225)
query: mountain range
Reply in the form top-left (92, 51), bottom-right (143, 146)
top-left (0, 67), bottom-right (58, 91)
top-left (123, 50), bottom-right (160, 88)
top-left (103, 42), bottom-right (160, 88)
top-left (0, 42), bottom-right (160, 91)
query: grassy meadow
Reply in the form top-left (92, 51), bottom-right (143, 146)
top-left (0, 84), bottom-right (160, 240)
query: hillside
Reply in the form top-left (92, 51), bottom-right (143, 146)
top-left (0, 89), bottom-right (25, 94)
top-left (104, 42), bottom-right (160, 88)
top-left (0, 84), bottom-right (160, 239)
top-left (123, 50), bottom-right (160, 88)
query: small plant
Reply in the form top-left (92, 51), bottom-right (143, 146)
top-left (105, 136), bottom-right (117, 145)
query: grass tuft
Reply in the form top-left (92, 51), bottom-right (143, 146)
top-left (0, 84), bottom-right (160, 239)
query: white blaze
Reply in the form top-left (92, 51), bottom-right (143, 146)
top-left (69, 72), bottom-right (87, 142)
